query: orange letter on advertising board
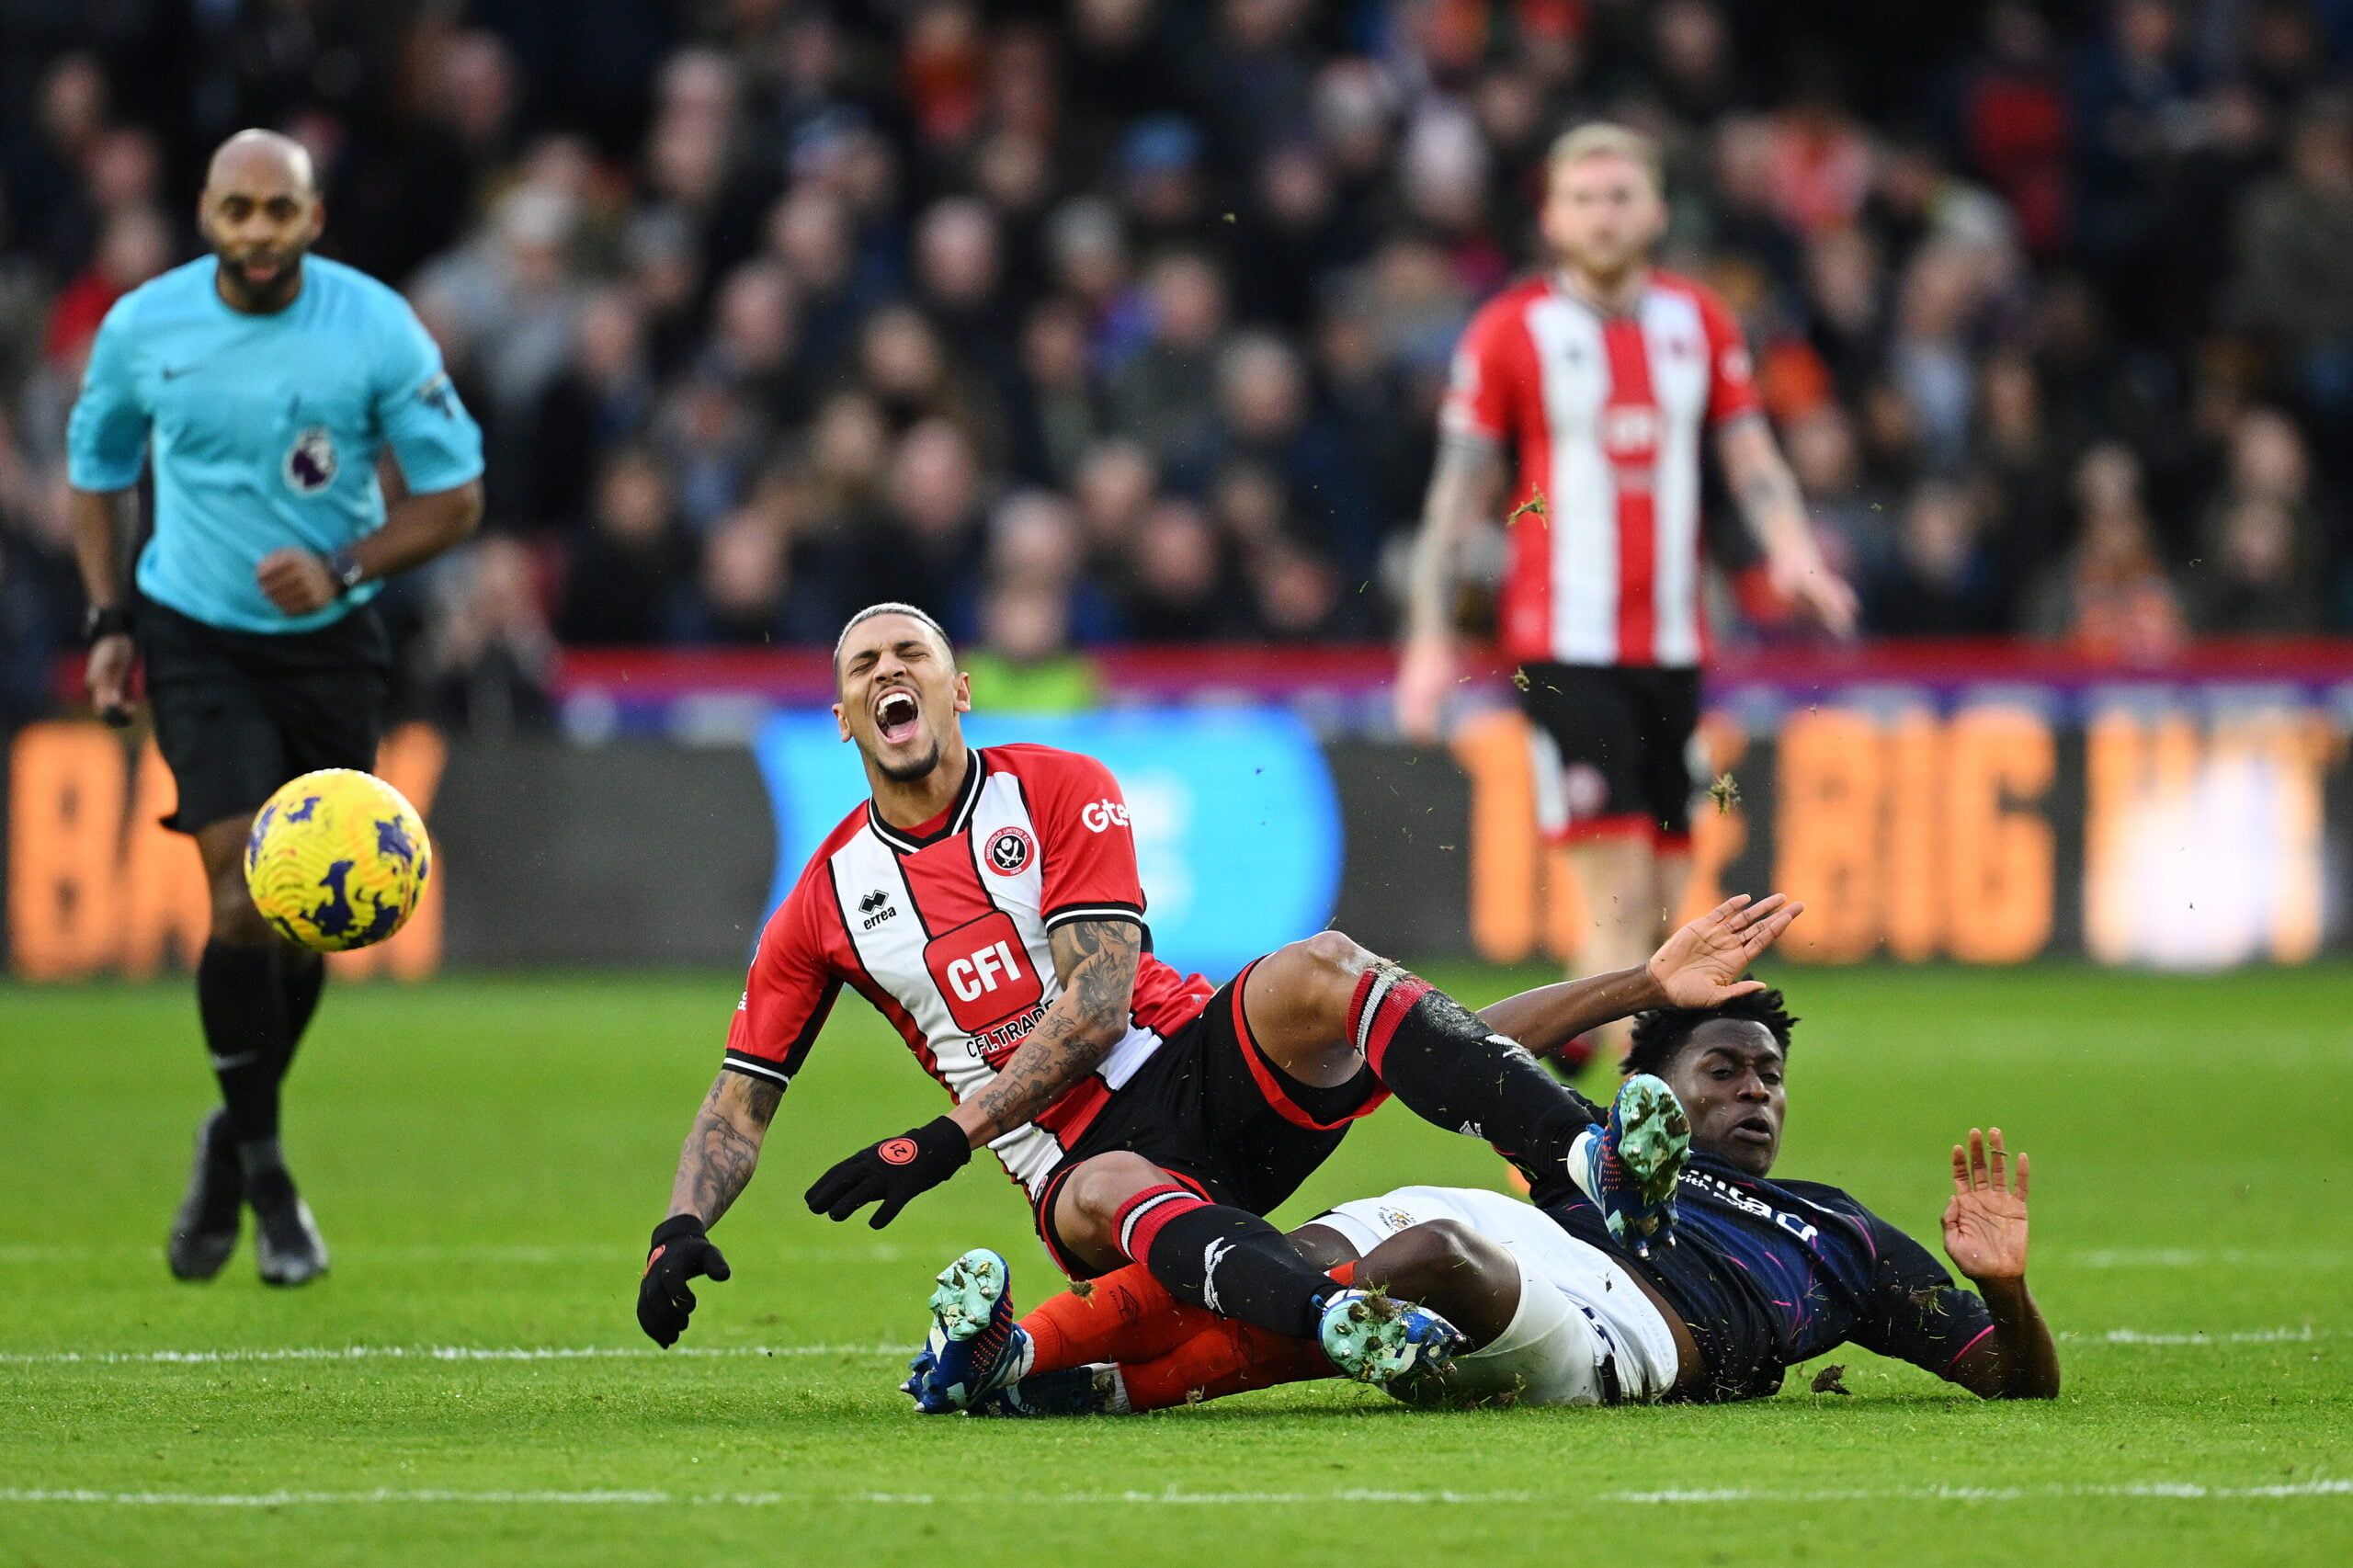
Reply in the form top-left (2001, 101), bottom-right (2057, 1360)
top-left (1881, 710), bottom-right (1943, 962)
top-left (1943, 708), bottom-right (2054, 963)
top-left (330, 722), bottom-right (448, 982)
top-left (7, 722), bottom-right (124, 979)
top-left (119, 738), bottom-right (211, 978)
top-left (1452, 709), bottom-right (1540, 965)
top-left (1676, 716), bottom-right (1749, 926)
top-left (1773, 708), bottom-right (1883, 962)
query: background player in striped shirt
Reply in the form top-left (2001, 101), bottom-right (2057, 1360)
top-left (1395, 122), bottom-right (1859, 1073)
top-left (637, 604), bottom-right (1711, 1374)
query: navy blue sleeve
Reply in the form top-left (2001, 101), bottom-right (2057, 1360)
top-left (1846, 1211), bottom-right (1998, 1381)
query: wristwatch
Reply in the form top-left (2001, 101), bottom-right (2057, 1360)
top-left (323, 546), bottom-right (368, 596)
top-left (82, 603), bottom-right (132, 645)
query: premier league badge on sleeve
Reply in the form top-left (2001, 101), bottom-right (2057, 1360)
top-left (283, 426), bottom-right (338, 494)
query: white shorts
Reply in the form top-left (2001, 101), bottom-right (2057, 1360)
top-left (1315, 1185), bottom-right (1679, 1407)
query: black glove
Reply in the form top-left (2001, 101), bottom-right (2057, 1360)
top-left (804, 1117), bottom-right (972, 1229)
top-left (637, 1214), bottom-right (730, 1347)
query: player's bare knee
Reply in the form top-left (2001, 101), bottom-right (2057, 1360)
top-left (1059, 1152), bottom-right (1166, 1236)
top-left (207, 880), bottom-right (273, 947)
top-left (1359, 1220), bottom-right (1518, 1345)
top-left (1360, 1219), bottom-right (1495, 1296)
top-left (1277, 929), bottom-right (1378, 1018)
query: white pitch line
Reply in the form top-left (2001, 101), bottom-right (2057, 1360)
top-left (1605, 1479), bottom-right (2353, 1505)
top-left (0, 1345), bottom-right (901, 1366)
top-left (2067, 1249), bottom-right (2349, 1270)
top-left (0, 1482), bottom-right (2346, 1509)
top-left (2063, 1327), bottom-right (2332, 1346)
top-left (3, 1328), bottom-right (2335, 1368)
top-left (0, 1488), bottom-right (1534, 1508)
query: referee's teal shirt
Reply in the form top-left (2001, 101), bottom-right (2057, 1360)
top-left (65, 256), bottom-right (485, 634)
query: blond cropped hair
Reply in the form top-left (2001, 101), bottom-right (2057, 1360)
top-left (1546, 122), bottom-right (1663, 191)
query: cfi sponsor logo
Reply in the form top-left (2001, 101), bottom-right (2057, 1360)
top-left (283, 426), bottom-right (338, 494)
top-left (983, 824), bottom-right (1034, 875)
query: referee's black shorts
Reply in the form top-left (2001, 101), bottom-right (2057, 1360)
top-left (136, 598), bottom-right (391, 835)
top-left (1514, 661), bottom-right (1704, 850)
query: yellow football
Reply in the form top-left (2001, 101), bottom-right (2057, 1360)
top-left (244, 768), bottom-right (432, 952)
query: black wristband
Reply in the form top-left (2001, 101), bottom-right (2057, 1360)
top-left (324, 546), bottom-right (367, 596)
top-left (82, 603), bottom-right (131, 646)
top-left (649, 1214), bottom-right (707, 1251)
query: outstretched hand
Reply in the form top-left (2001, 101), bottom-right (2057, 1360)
top-left (1942, 1127), bottom-right (2030, 1282)
top-left (1645, 893), bottom-right (1803, 1008)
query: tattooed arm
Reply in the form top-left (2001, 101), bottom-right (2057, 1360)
top-left (1395, 431), bottom-right (1508, 743)
top-left (949, 918), bottom-right (1142, 1146)
top-left (665, 1070), bottom-right (785, 1226)
top-left (1716, 413), bottom-right (1857, 635)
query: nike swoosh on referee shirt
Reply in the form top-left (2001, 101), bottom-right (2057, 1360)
top-left (160, 364), bottom-right (199, 380)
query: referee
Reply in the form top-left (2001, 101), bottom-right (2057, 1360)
top-left (65, 131), bottom-right (484, 1286)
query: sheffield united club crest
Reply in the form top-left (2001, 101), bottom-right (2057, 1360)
top-left (983, 825), bottom-right (1034, 876)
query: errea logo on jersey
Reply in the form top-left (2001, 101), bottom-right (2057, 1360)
top-left (1080, 800), bottom-right (1131, 832)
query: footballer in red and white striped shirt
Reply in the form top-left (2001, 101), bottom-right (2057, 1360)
top-left (637, 604), bottom-right (1648, 1369)
top-left (1397, 122), bottom-right (1856, 1072)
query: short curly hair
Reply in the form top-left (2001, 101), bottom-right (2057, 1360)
top-left (1621, 985), bottom-right (1799, 1079)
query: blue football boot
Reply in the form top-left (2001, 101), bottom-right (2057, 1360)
top-left (1317, 1289), bottom-right (1466, 1386)
top-left (907, 1248), bottom-right (1033, 1414)
top-left (1573, 1072), bottom-right (1692, 1258)
top-left (966, 1364), bottom-right (1119, 1418)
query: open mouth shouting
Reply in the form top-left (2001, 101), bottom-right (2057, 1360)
top-left (873, 686), bottom-right (921, 746)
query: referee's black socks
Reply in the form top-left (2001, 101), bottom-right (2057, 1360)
top-left (1352, 965), bottom-right (1604, 1179)
top-left (197, 940), bottom-right (301, 1180)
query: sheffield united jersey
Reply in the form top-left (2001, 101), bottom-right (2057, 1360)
top-left (1442, 269), bottom-right (1759, 669)
top-left (723, 744), bottom-right (1213, 1197)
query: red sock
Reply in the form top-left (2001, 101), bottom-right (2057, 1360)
top-left (1112, 1261), bottom-right (1351, 1412)
top-left (1019, 1264), bottom-right (1220, 1375)
top-left (1119, 1321), bottom-right (1336, 1411)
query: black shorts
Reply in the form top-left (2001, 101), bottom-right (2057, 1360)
top-left (137, 598), bottom-right (391, 835)
top-left (1515, 662), bottom-right (1702, 847)
top-left (1031, 960), bottom-right (1386, 1278)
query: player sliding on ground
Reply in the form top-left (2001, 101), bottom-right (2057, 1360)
top-left (906, 986), bottom-right (2059, 1414)
top-left (639, 602), bottom-right (1800, 1379)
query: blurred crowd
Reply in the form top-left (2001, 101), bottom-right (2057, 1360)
top-left (9, 1), bottom-right (2353, 730)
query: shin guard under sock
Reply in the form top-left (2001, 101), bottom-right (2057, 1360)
top-left (277, 947), bottom-right (325, 1074)
top-left (1119, 1318), bottom-right (1337, 1411)
top-left (1351, 965), bottom-right (1604, 1178)
top-left (1020, 1264), bottom-right (1219, 1374)
top-left (198, 940), bottom-right (291, 1151)
top-left (1110, 1186), bottom-right (1335, 1340)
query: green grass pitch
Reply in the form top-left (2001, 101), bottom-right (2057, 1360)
top-left (3, 962), bottom-right (2348, 1566)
